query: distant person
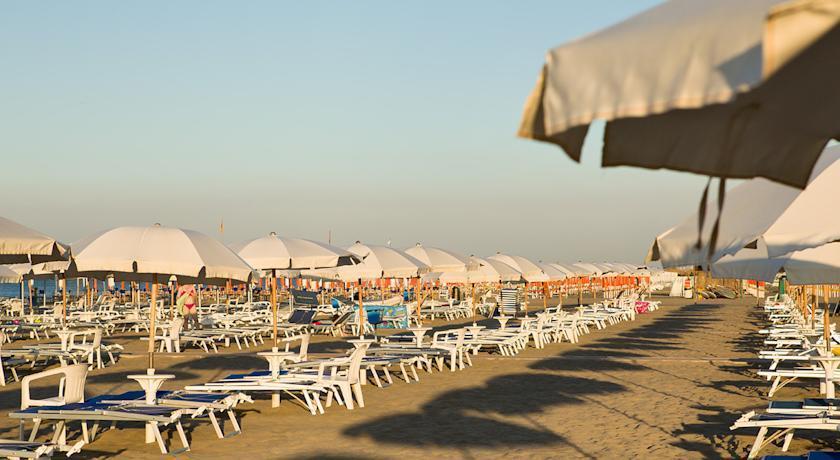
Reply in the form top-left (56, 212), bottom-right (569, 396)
top-left (177, 284), bottom-right (199, 330)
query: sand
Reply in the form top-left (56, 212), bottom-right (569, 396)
top-left (0, 296), bottom-right (830, 459)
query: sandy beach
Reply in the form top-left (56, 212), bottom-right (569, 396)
top-left (0, 295), bottom-right (827, 459)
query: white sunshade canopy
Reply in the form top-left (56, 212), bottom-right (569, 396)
top-left (488, 253), bottom-right (549, 282)
top-left (550, 263), bottom-right (582, 277)
top-left (572, 262), bottom-right (603, 276)
top-left (472, 256), bottom-right (522, 283)
top-left (520, 0), bottom-right (840, 188)
top-left (404, 244), bottom-right (477, 272)
top-left (536, 262), bottom-right (569, 281)
top-left (648, 145), bottom-right (840, 268)
top-left (69, 224), bottom-right (255, 285)
top-left (0, 264), bottom-right (28, 283)
top-left (0, 216), bottom-right (70, 264)
top-left (713, 239), bottom-right (840, 285)
top-left (309, 243), bottom-right (430, 280)
top-left (230, 232), bottom-right (359, 270)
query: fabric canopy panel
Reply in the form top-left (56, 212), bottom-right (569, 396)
top-left (69, 225), bottom-right (255, 285)
top-left (488, 254), bottom-right (549, 282)
top-left (230, 233), bottom-right (359, 270)
top-left (519, 0), bottom-right (840, 188)
top-left (572, 262), bottom-right (603, 276)
top-left (713, 239), bottom-right (840, 285)
top-left (648, 145), bottom-right (840, 268)
top-left (0, 216), bottom-right (70, 264)
top-left (404, 244), bottom-right (477, 272)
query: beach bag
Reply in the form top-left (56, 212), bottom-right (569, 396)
top-left (635, 301), bottom-right (649, 314)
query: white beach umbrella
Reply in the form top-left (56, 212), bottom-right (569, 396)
top-left (648, 145), bottom-right (840, 268)
top-left (345, 243), bottom-right (430, 279)
top-left (69, 224), bottom-right (255, 368)
top-left (520, 0), bottom-right (840, 188)
top-left (0, 264), bottom-right (26, 283)
top-left (550, 263), bottom-right (581, 277)
top-left (713, 239), bottom-right (840, 286)
top-left (536, 262), bottom-right (568, 281)
top-left (472, 256), bottom-right (522, 283)
top-left (230, 233), bottom-right (359, 270)
top-left (0, 216), bottom-right (69, 264)
top-left (404, 244), bottom-right (477, 273)
top-left (572, 263), bottom-right (602, 276)
top-left (488, 253), bottom-right (549, 282)
top-left (231, 233), bottom-right (359, 344)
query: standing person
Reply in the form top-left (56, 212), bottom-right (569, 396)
top-left (177, 284), bottom-right (199, 330)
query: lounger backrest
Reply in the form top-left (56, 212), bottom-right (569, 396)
top-left (20, 363), bottom-right (88, 409)
top-left (501, 288), bottom-right (519, 314)
top-left (300, 310), bottom-right (316, 324)
top-left (346, 345), bottom-right (367, 384)
top-left (288, 310), bottom-right (305, 323)
top-left (291, 290), bottom-right (320, 307)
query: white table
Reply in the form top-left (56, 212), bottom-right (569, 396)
top-left (257, 348), bottom-right (297, 407)
top-left (348, 338), bottom-right (376, 350)
top-left (807, 355), bottom-right (840, 398)
top-left (465, 324), bottom-right (485, 338)
top-left (406, 327), bottom-right (432, 347)
top-left (128, 370), bottom-right (176, 443)
top-left (496, 316), bottom-right (511, 330)
top-left (52, 329), bottom-right (75, 352)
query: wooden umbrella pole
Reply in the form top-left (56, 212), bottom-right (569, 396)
top-left (148, 274), bottom-right (158, 370)
top-left (471, 282), bottom-right (476, 319)
top-left (416, 279), bottom-right (424, 325)
top-left (357, 279), bottom-right (364, 338)
top-left (824, 285), bottom-right (831, 354)
top-left (61, 272), bottom-right (67, 326)
top-left (271, 269), bottom-right (278, 346)
top-left (811, 285), bottom-right (816, 329)
top-left (543, 282), bottom-right (548, 310)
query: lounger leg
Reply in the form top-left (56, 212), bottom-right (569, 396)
top-left (301, 390), bottom-right (317, 415)
top-left (272, 391), bottom-right (280, 408)
top-left (383, 367), bottom-right (393, 384)
top-left (782, 430), bottom-right (794, 451)
top-left (152, 422), bottom-right (167, 454)
top-left (748, 427), bottom-right (768, 459)
top-left (399, 363), bottom-right (410, 383)
top-left (209, 411), bottom-right (224, 439)
top-left (227, 409), bottom-right (241, 435)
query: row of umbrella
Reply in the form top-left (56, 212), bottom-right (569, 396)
top-left (1, 216), bottom-right (652, 370)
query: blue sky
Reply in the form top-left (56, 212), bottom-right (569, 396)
top-left (0, 0), bottom-right (710, 263)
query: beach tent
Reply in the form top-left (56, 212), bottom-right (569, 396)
top-left (404, 244), bottom-right (476, 273)
top-left (69, 224), bottom-right (255, 368)
top-left (0, 216), bottom-right (69, 264)
top-left (648, 145), bottom-right (840, 268)
top-left (519, 0), bottom-right (840, 188)
top-left (231, 233), bottom-right (358, 344)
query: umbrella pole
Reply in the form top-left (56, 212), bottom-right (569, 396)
top-left (543, 282), bottom-right (548, 310)
top-left (416, 279), bottom-right (423, 325)
top-left (271, 269), bottom-right (278, 347)
top-left (357, 279), bottom-right (364, 338)
top-left (811, 286), bottom-right (816, 330)
top-left (825, 285), bottom-right (831, 355)
top-left (148, 274), bottom-right (158, 370)
top-left (62, 272), bottom-right (67, 326)
top-left (471, 282), bottom-right (476, 320)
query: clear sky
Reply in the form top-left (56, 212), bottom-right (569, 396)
top-left (0, 0), bottom-right (710, 264)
